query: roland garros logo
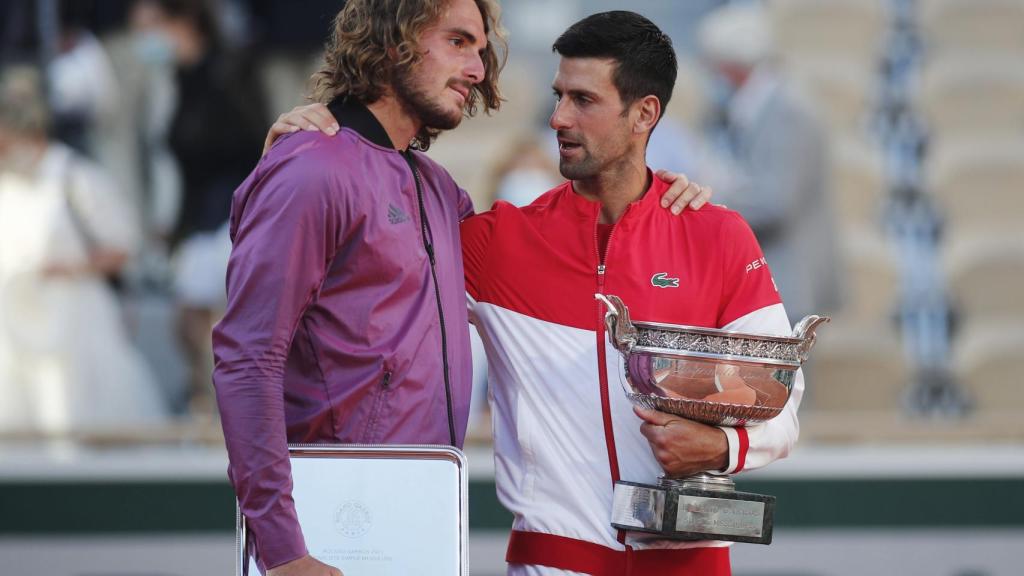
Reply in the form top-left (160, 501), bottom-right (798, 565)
top-left (334, 501), bottom-right (373, 538)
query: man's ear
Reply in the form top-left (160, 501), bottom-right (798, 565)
top-left (633, 95), bottom-right (661, 135)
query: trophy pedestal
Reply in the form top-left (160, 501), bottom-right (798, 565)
top-left (610, 474), bottom-right (774, 545)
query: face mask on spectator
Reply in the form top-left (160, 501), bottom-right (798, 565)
top-left (497, 169), bottom-right (558, 207)
top-left (133, 31), bottom-right (176, 65)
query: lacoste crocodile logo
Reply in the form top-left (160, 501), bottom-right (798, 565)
top-left (651, 272), bottom-right (680, 288)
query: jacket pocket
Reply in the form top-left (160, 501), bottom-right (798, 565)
top-left (361, 368), bottom-right (393, 444)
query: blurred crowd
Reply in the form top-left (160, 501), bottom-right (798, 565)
top-left (0, 0), bottom-right (340, 437)
top-left (0, 0), bottom-right (1020, 442)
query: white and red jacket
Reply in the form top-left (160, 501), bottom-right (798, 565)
top-left (461, 175), bottom-right (804, 576)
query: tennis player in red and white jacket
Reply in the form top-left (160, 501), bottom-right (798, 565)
top-left (461, 12), bottom-right (803, 576)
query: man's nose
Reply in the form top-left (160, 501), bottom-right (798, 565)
top-left (549, 99), bottom-right (571, 131)
top-left (465, 51), bottom-right (484, 84)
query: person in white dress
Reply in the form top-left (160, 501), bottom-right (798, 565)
top-left (0, 66), bottom-right (167, 436)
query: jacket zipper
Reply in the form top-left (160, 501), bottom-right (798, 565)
top-left (364, 369), bottom-right (394, 443)
top-left (403, 150), bottom-right (458, 447)
top-left (594, 214), bottom-right (626, 546)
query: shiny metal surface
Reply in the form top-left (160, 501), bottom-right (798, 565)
top-left (675, 494), bottom-right (766, 538)
top-left (597, 294), bottom-right (828, 426)
top-left (661, 472), bottom-right (736, 493)
top-left (599, 294), bottom-right (826, 543)
top-left (611, 482), bottom-right (666, 531)
top-left (237, 444), bottom-right (468, 576)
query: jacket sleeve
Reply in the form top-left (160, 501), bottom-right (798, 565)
top-left (716, 211), bottom-right (782, 327)
top-left (460, 208), bottom-right (498, 307)
top-left (716, 303), bottom-right (802, 474)
top-left (456, 185), bottom-right (476, 221)
top-left (212, 154), bottom-right (344, 570)
top-left (712, 211), bottom-right (797, 474)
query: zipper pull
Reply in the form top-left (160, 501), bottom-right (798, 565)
top-left (426, 243), bottom-right (436, 265)
top-left (597, 264), bottom-right (606, 275)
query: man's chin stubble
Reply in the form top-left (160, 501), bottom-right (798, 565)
top-left (392, 74), bottom-right (463, 132)
top-left (559, 159), bottom-right (597, 181)
top-left (409, 101), bottom-right (463, 132)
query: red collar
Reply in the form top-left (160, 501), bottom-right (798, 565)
top-left (555, 169), bottom-right (669, 226)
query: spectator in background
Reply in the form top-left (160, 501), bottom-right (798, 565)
top-left (1, 1), bottom-right (123, 159)
top-left (130, 0), bottom-right (267, 416)
top-left (486, 134), bottom-right (560, 207)
top-left (48, 0), bottom-right (121, 157)
top-left (244, 0), bottom-right (346, 115)
top-left (697, 3), bottom-right (843, 322)
top-left (0, 65), bottom-right (167, 435)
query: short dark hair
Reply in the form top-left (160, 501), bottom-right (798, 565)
top-left (552, 11), bottom-right (677, 120)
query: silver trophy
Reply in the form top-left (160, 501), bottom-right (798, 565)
top-left (596, 294), bottom-right (828, 545)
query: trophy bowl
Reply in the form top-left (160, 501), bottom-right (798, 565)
top-left (596, 293), bottom-right (830, 544)
top-left (596, 294), bottom-right (828, 427)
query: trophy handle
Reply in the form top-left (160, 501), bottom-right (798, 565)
top-left (595, 294), bottom-right (638, 353)
top-left (792, 315), bottom-right (830, 362)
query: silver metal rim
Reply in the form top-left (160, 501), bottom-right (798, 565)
top-left (633, 320), bottom-right (805, 345)
top-left (628, 345), bottom-right (802, 368)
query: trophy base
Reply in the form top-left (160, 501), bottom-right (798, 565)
top-left (610, 474), bottom-right (774, 545)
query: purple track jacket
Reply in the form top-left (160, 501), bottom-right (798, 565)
top-left (212, 99), bottom-right (474, 569)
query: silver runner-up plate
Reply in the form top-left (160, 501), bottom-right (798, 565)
top-left (237, 444), bottom-right (468, 576)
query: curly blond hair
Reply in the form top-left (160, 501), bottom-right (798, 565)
top-left (309, 0), bottom-right (506, 150)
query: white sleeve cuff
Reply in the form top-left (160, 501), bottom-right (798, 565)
top-left (714, 426), bottom-right (741, 475)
